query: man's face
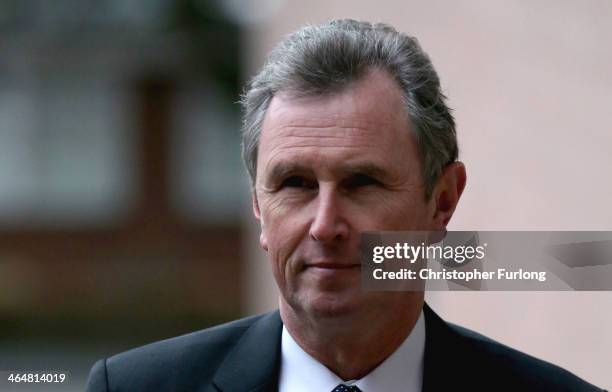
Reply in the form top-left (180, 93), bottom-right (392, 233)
top-left (253, 70), bottom-right (437, 319)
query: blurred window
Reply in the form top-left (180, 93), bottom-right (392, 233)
top-left (171, 81), bottom-right (247, 224)
top-left (0, 72), bottom-right (135, 227)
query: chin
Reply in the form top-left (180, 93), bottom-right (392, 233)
top-left (301, 292), bottom-right (363, 319)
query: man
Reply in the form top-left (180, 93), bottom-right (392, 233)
top-left (87, 19), bottom-right (605, 391)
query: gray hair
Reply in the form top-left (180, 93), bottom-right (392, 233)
top-left (240, 19), bottom-right (457, 199)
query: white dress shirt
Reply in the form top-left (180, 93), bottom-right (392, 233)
top-left (279, 310), bottom-right (425, 392)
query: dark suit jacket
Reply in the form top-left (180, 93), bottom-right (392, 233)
top-left (86, 304), bottom-right (606, 391)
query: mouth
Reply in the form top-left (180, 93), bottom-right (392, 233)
top-left (307, 262), bottom-right (360, 270)
top-left (303, 261), bottom-right (361, 274)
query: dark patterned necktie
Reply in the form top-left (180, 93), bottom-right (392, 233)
top-left (332, 384), bottom-right (362, 392)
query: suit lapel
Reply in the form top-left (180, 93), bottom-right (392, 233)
top-left (421, 303), bottom-right (465, 392)
top-left (212, 311), bottom-right (283, 392)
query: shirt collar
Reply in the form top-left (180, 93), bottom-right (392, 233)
top-left (279, 309), bottom-right (425, 392)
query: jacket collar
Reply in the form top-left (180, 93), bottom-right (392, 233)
top-left (212, 311), bottom-right (283, 392)
top-left (211, 304), bottom-right (457, 392)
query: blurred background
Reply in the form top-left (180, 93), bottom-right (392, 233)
top-left (0, 0), bottom-right (610, 390)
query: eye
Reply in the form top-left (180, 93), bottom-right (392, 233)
top-left (345, 174), bottom-right (379, 188)
top-left (281, 176), bottom-right (316, 189)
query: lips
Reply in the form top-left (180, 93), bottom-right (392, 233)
top-left (303, 259), bottom-right (361, 274)
top-left (308, 262), bottom-right (359, 269)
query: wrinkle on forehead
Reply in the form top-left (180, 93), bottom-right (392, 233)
top-left (260, 109), bottom-right (412, 155)
top-left (258, 128), bottom-right (421, 191)
top-left (256, 69), bottom-right (422, 185)
top-left (264, 102), bottom-right (409, 141)
top-left (261, 70), bottom-right (411, 137)
top-left (262, 126), bottom-right (380, 151)
top-left (260, 123), bottom-right (396, 165)
top-left (258, 123), bottom-right (416, 177)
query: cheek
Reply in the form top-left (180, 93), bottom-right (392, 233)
top-left (260, 204), bottom-right (309, 272)
top-left (366, 194), bottom-right (431, 230)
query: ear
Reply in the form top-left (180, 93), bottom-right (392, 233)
top-left (252, 191), bottom-right (268, 251)
top-left (430, 162), bottom-right (467, 229)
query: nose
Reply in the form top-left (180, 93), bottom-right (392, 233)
top-left (309, 186), bottom-right (349, 243)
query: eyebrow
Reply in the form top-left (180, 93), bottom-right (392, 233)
top-left (265, 162), bottom-right (312, 183)
top-left (344, 163), bottom-right (389, 180)
top-left (264, 161), bottom-right (391, 183)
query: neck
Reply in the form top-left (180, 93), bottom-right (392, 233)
top-left (280, 293), bottom-right (423, 381)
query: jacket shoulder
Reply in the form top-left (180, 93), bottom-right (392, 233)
top-left (88, 312), bottom-right (276, 392)
top-left (110, 312), bottom-right (263, 363)
top-left (448, 323), bottom-right (605, 391)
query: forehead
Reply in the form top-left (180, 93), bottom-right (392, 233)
top-left (265, 70), bottom-right (408, 134)
top-left (258, 70), bottom-right (419, 173)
